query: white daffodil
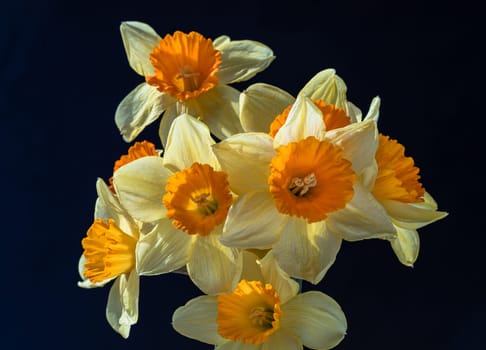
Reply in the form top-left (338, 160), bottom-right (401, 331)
top-left (78, 178), bottom-right (187, 338)
top-left (368, 134), bottom-right (448, 266)
top-left (116, 21), bottom-right (275, 145)
top-left (172, 250), bottom-right (347, 350)
top-left (213, 95), bottom-right (396, 284)
top-left (113, 114), bottom-right (242, 295)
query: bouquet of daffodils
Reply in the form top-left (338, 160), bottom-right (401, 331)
top-left (78, 21), bottom-right (447, 349)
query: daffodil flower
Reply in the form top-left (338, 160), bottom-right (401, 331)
top-left (112, 114), bottom-right (242, 294)
top-left (116, 21), bottom-right (275, 145)
top-left (172, 250), bottom-right (347, 350)
top-left (213, 95), bottom-right (396, 284)
top-left (78, 178), bottom-right (188, 338)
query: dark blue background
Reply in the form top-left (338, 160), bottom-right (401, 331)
top-left (2, 0), bottom-right (483, 349)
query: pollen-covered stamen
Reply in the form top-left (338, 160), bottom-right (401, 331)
top-left (249, 306), bottom-right (275, 329)
top-left (192, 193), bottom-right (219, 215)
top-left (289, 173), bottom-right (317, 196)
top-left (176, 65), bottom-right (201, 92)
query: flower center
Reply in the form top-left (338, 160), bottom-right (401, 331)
top-left (372, 134), bottom-right (425, 203)
top-left (269, 99), bottom-right (350, 137)
top-left (81, 218), bottom-right (137, 283)
top-left (163, 163), bottom-right (232, 236)
top-left (269, 136), bottom-right (356, 223)
top-left (217, 280), bottom-right (282, 345)
top-left (145, 31), bottom-right (222, 102)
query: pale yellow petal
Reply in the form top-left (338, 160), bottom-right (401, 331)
top-left (281, 291), bottom-right (347, 350)
top-left (158, 103), bottom-right (179, 148)
top-left (239, 83), bottom-right (295, 132)
top-left (345, 101), bottom-right (362, 123)
top-left (218, 341), bottom-right (261, 350)
top-left (262, 331), bottom-right (302, 350)
top-left (240, 250), bottom-right (265, 282)
top-left (382, 198), bottom-right (448, 230)
top-left (106, 273), bottom-right (139, 338)
top-left (115, 83), bottom-right (173, 142)
top-left (299, 69), bottom-right (348, 109)
top-left (390, 226), bottom-right (420, 267)
top-left (120, 21), bottom-right (160, 76)
top-left (213, 35), bottom-right (230, 48)
top-left (363, 96), bottom-right (381, 122)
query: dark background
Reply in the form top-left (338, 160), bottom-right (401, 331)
top-left (2, 0), bottom-right (483, 349)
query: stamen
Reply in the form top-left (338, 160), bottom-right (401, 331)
top-left (249, 306), bottom-right (274, 329)
top-left (289, 173), bottom-right (317, 196)
top-left (191, 193), bottom-right (219, 215)
top-left (176, 65), bottom-right (201, 92)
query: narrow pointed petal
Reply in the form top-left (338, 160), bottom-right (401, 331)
top-left (281, 291), bottom-right (347, 350)
top-left (163, 114), bottom-right (219, 172)
top-left (262, 331), bottom-right (302, 350)
top-left (363, 96), bottom-right (381, 122)
top-left (172, 295), bottom-right (226, 345)
top-left (188, 231), bottom-right (242, 294)
top-left (120, 21), bottom-right (160, 76)
top-left (299, 69), bottom-right (348, 109)
top-left (345, 101), bottom-right (362, 123)
top-left (115, 83), bottom-right (173, 142)
top-left (216, 39), bottom-right (275, 84)
top-left (136, 219), bottom-right (193, 275)
top-left (221, 192), bottom-right (287, 249)
top-left (158, 103), bottom-right (179, 148)
top-left (274, 95), bottom-right (325, 148)
top-left (113, 156), bottom-right (172, 222)
top-left (106, 273), bottom-right (139, 338)
top-left (327, 184), bottom-right (396, 241)
top-left (240, 83), bottom-right (295, 132)
top-left (390, 226), bottom-right (420, 267)
top-left (213, 133), bottom-right (274, 194)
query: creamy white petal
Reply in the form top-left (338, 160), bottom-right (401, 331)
top-left (213, 35), bottom-right (230, 48)
top-left (262, 331), bottom-right (302, 350)
top-left (327, 184), bottom-right (396, 241)
top-left (345, 101), bottom-right (362, 123)
top-left (136, 219), bottom-right (193, 275)
top-left (274, 95), bottom-right (325, 147)
top-left (216, 39), bottom-right (275, 84)
top-left (120, 21), bottom-right (160, 76)
top-left (239, 83), bottom-right (295, 132)
top-left (390, 226), bottom-right (420, 267)
top-left (281, 291), bottom-right (347, 350)
top-left (163, 113), bottom-right (219, 172)
top-left (172, 295), bottom-right (227, 345)
top-left (221, 191), bottom-right (287, 249)
top-left (218, 341), bottom-right (261, 350)
top-left (240, 250), bottom-right (265, 282)
top-left (213, 133), bottom-right (274, 194)
top-left (382, 198), bottom-right (448, 230)
top-left (187, 230), bottom-right (242, 294)
top-left (158, 103), bottom-right (179, 148)
top-left (115, 83), bottom-right (173, 142)
top-left (272, 218), bottom-right (341, 284)
top-left (113, 156), bottom-right (172, 222)
top-left (106, 272), bottom-right (139, 339)
top-left (298, 69), bottom-right (348, 109)
top-left (363, 96), bottom-right (381, 122)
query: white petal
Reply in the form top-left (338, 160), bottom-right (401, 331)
top-left (272, 218), bottom-right (342, 284)
top-left (390, 226), bottom-right (420, 267)
top-left (106, 273), bottom-right (139, 338)
top-left (221, 192), bottom-right (287, 249)
top-left (213, 133), bottom-right (274, 194)
top-left (188, 230), bottom-right (242, 294)
top-left (239, 83), bottom-right (295, 132)
top-left (213, 35), bottom-right (230, 48)
top-left (298, 69), bottom-right (348, 109)
top-left (136, 219), bottom-right (193, 275)
top-left (158, 103), bottom-right (179, 148)
top-left (218, 341), bottom-right (260, 350)
top-left (163, 113), bottom-right (219, 172)
top-left (262, 331), bottom-right (302, 350)
top-left (120, 21), bottom-right (160, 76)
top-left (363, 96), bottom-right (381, 122)
top-left (172, 295), bottom-right (226, 345)
top-left (113, 156), bottom-right (172, 222)
top-left (274, 95), bottom-right (325, 148)
top-left (115, 83), bottom-right (173, 142)
top-left (345, 101), bottom-right (362, 123)
top-left (327, 184), bottom-right (396, 241)
top-left (281, 291), bottom-right (347, 350)
top-left (382, 198), bottom-right (448, 230)
top-left (216, 39), bottom-right (275, 84)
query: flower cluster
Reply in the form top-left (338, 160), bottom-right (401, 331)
top-left (78, 21), bottom-right (448, 349)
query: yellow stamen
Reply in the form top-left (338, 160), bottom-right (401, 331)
top-left (217, 280), bottom-right (282, 345)
top-left (372, 134), bottom-right (425, 203)
top-left (146, 31), bottom-right (222, 102)
top-left (82, 219), bottom-right (137, 283)
top-left (163, 163), bottom-right (232, 235)
top-left (269, 136), bottom-right (356, 223)
top-left (269, 99), bottom-right (350, 137)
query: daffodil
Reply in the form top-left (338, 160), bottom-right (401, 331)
top-left (112, 114), bottom-right (242, 294)
top-left (213, 95), bottom-right (396, 284)
top-left (78, 178), bottom-right (188, 338)
top-left (116, 21), bottom-right (275, 145)
top-left (172, 250), bottom-right (347, 350)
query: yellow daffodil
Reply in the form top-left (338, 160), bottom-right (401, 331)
top-left (116, 21), bottom-right (275, 145)
top-left (112, 114), bottom-right (242, 294)
top-left (78, 178), bottom-right (189, 338)
top-left (172, 250), bottom-right (347, 350)
top-left (213, 95), bottom-right (396, 284)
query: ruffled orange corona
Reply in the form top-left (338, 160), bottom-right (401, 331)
top-left (217, 280), bottom-right (282, 344)
top-left (146, 31), bottom-right (222, 102)
top-left (372, 134), bottom-right (425, 203)
top-left (269, 136), bottom-right (356, 223)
